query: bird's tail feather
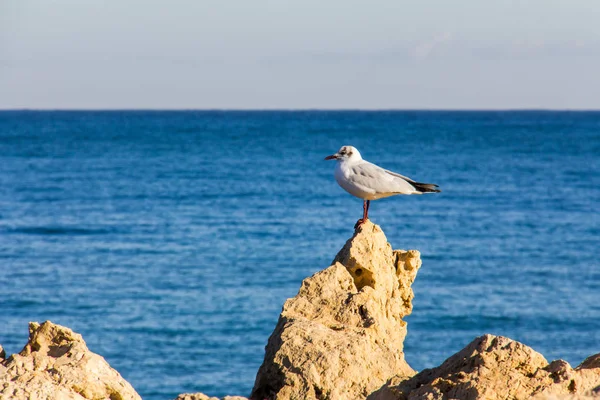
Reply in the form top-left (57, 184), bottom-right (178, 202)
top-left (413, 182), bottom-right (441, 193)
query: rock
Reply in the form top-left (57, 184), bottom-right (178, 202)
top-left (175, 394), bottom-right (220, 400)
top-left (251, 220), bottom-right (421, 400)
top-left (174, 394), bottom-right (248, 400)
top-left (5, 223), bottom-right (596, 400)
top-left (370, 334), bottom-right (600, 400)
top-left (0, 321), bottom-right (141, 400)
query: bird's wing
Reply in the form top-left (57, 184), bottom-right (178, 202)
top-left (349, 162), bottom-right (418, 195)
top-left (385, 168), bottom-right (440, 193)
top-left (383, 169), bottom-right (417, 183)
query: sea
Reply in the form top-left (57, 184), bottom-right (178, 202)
top-left (1, 111), bottom-right (598, 399)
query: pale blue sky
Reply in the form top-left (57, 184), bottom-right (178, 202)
top-left (1, 0), bottom-right (599, 109)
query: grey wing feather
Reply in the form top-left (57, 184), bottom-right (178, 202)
top-left (385, 169), bottom-right (441, 193)
top-left (349, 162), bottom-right (419, 195)
top-left (384, 169), bottom-right (417, 183)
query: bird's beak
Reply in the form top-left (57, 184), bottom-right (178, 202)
top-left (324, 154), bottom-right (339, 160)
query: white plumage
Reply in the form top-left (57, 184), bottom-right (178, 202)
top-left (325, 145), bottom-right (440, 224)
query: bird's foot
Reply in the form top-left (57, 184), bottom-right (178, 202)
top-left (354, 218), bottom-right (368, 230)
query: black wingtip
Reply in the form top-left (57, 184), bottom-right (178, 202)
top-left (413, 182), bottom-right (441, 193)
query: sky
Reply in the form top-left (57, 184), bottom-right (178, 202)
top-left (1, 0), bottom-right (600, 109)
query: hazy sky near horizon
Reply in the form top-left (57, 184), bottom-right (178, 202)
top-left (1, 0), bottom-right (600, 109)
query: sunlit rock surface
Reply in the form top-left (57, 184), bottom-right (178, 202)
top-left (0, 321), bottom-right (141, 400)
top-left (251, 220), bottom-right (421, 400)
top-left (371, 335), bottom-right (600, 400)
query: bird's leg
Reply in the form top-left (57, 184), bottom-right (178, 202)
top-left (355, 200), bottom-right (370, 229)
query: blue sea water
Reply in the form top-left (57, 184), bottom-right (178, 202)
top-left (0, 111), bottom-right (599, 399)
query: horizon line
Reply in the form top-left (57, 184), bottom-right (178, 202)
top-left (1, 108), bottom-right (600, 112)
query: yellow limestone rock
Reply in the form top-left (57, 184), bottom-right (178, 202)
top-left (0, 321), bottom-right (141, 400)
top-left (251, 220), bottom-right (421, 400)
top-left (371, 335), bottom-right (600, 400)
top-left (174, 394), bottom-right (248, 400)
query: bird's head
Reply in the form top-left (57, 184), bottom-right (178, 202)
top-left (324, 145), bottom-right (362, 162)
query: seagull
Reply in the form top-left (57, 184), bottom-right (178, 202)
top-left (325, 145), bottom-right (440, 226)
